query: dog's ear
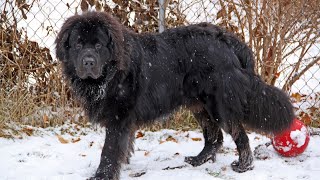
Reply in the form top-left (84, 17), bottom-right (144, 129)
top-left (99, 13), bottom-right (130, 71)
top-left (55, 16), bottom-right (77, 61)
top-left (55, 23), bottom-right (73, 62)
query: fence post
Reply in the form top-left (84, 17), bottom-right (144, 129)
top-left (158, 0), bottom-right (165, 33)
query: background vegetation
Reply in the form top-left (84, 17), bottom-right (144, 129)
top-left (1, 0), bottom-right (319, 137)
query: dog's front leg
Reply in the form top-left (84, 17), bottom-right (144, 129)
top-left (93, 124), bottom-right (130, 180)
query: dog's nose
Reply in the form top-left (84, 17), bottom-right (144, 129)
top-left (83, 57), bottom-right (96, 68)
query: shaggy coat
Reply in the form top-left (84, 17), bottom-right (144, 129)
top-left (55, 11), bottom-right (294, 180)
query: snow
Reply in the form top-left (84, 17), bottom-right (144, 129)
top-left (273, 142), bottom-right (293, 153)
top-left (1, 125), bottom-right (320, 180)
top-left (290, 126), bottom-right (308, 148)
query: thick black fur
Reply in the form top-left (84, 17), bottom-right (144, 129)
top-left (55, 11), bottom-right (294, 179)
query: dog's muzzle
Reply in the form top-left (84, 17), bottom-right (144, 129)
top-left (76, 49), bottom-right (102, 79)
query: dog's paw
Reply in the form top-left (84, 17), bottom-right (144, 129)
top-left (87, 174), bottom-right (108, 180)
top-left (231, 160), bottom-right (254, 173)
top-left (87, 177), bottom-right (102, 180)
top-left (87, 176), bottom-right (115, 180)
top-left (184, 154), bottom-right (215, 167)
top-left (87, 172), bottom-right (115, 180)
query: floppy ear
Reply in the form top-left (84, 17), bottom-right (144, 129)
top-left (99, 13), bottom-right (129, 71)
top-left (55, 25), bottom-right (72, 62)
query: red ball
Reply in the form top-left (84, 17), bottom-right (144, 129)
top-left (272, 119), bottom-right (310, 157)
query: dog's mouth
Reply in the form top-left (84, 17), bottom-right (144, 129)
top-left (76, 49), bottom-right (103, 79)
top-left (76, 69), bottom-right (101, 79)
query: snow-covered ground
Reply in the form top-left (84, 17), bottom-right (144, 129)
top-left (1, 1), bottom-right (319, 179)
top-left (1, 124), bottom-right (320, 180)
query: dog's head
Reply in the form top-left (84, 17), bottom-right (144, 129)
top-left (55, 11), bottom-right (126, 81)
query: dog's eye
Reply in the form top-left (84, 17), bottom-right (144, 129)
top-left (75, 43), bottom-right (82, 49)
top-left (95, 43), bottom-right (102, 49)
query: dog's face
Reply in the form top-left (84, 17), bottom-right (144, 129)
top-left (67, 26), bottom-right (112, 79)
top-left (55, 12), bottom-right (124, 81)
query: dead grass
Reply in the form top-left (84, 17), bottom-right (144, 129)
top-left (145, 108), bottom-right (199, 132)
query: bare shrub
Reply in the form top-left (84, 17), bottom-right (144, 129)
top-left (214, 0), bottom-right (319, 89)
top-left (1, 0), bottom-right (319, 132)
top-left (0, 0), bottom-right (84, 130)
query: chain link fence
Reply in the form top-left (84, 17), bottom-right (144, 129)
top-left (1, 0), bottom-right (319, 128)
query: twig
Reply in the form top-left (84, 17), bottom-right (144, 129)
top-left (311, 131), bottom-right (320, 136)
top-left (129, 171), bottom-right (146, 177)
top-left (283, 57), bottom-right (320, 91)
top-left (162, 165), bottom-right (187, 170)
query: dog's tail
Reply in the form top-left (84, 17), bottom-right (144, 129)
top-left (216, 68), bottom-right (294, 135)
top-left (223, 33), bottom-right (294, 134)
top-left (244, 76), bottom-right (295, 134)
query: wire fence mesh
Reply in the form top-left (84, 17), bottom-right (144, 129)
top-left (1, 0), bottom-right (319, 127)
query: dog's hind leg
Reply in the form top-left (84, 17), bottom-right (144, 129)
top-left (205, 99), bottom-right (253, 172)
top-left (185, 109), bottom-right (223, 166)
top-left (212, 68), bottom-right (254, 173)
top-left (124, 127), bottom-right (136, 164)
top-left (227, 122), bottom-right (254, 172)
top-left (203, 89), bottom-right (253, 172)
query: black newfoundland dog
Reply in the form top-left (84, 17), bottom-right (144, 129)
top-left (55, 11), bottom-right (294, 179)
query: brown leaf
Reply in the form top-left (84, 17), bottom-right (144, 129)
top-left (308, 107), bottom-right (318, 114)
top-left (88, 0), bottom-right (95, 6)
top-left (22, 127), bottom-right (34, 136)
top-left (191, 138), bottom-right (202, 141)
top-left (57, 135), bottom-right (69, 144)
top-left (301, 114), bottom-right (312, 125)
top-left (291, 93), bottom-right (302, 102)
top-left (228, 4), bottom-right (235, 13)
top-left (21, 10), bottom-right (27, 19)
top-left (217, 9), bottom-right (226, 20)
top-left (243, 0), bottom-right (251, 5)
top-left (80, 0), bottom-right (89, 11)
top-left (144, 151), bottom-right (150, 156)
top-left (166, 136), bottom-right (178, 143)
top-left (95, 1), bottom-right (102, 11)
top-left (72, 137), bottom-right (81, 143)
top-left (103, 4), bottom-right (112, 12)
top-left (136, 131), bottom-right (144, 138)
top-left (43, 114), bottom-right (49, 124)
top-left (74, 125), bottom-right (81, 131)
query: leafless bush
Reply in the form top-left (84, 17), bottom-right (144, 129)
top-left (1, 0), bottom-right (319, 132)
top-left (214, 0), bottom-right (319, 89)
top-left (0, 0), bottom-right (84, 131)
